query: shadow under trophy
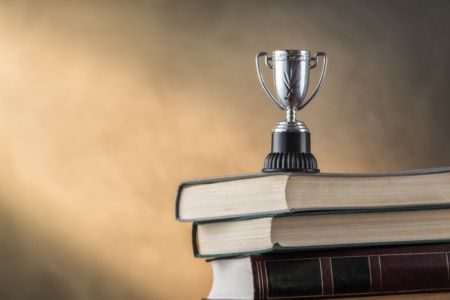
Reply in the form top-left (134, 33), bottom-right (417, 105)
top-left (256, 49), bottom-right (328, 173)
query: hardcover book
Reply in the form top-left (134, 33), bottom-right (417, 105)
top-left (194, 207), bottom-right (450, 257)
top-left (207, 243), bottom-right (450, 299)
top-left (176, 167), bottom-right (450, 222)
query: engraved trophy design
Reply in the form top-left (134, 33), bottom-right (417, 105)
top-left (256, 50), bottom-right (328, 172)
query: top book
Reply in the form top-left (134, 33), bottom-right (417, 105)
top-left (176, 167), bottom-right (450, 222)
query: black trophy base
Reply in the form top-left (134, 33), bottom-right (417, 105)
top-left (263, 152), bottom-right (319, 173)
top-left (262, 131), bottom-right (319, 173)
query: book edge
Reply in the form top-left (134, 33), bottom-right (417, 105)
top-left (194, 238), bottom-right (450, 259)
top-left (192, 222), bottom-right (276, 258)
top-left (175, 172), bottom-right (274, 221)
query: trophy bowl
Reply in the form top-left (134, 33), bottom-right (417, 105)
top-left (273, 50), bottom-right (312, 110)
top-left (256, 49), bottom-right (327, 114)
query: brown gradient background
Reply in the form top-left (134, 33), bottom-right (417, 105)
top-left (0, 1), bottom-right (449, 299)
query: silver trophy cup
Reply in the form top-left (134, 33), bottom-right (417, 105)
top-left (256, 50), bottom-right (328, 172)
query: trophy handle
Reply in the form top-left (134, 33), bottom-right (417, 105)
top-left (256, 52), bottom-right (285, 110)
top-left (299, 52), bottom-right (328, 109)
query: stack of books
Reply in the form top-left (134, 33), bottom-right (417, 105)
top-left (176, 167), bottom-right (450, 299)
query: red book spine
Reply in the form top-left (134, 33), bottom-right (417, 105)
top-left (251, 243), bottom-right (450, 299)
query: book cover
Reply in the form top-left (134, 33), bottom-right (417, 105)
top-left (211, 243), bottom-right (450, 299)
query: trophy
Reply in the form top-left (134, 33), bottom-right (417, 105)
top-left (256, 50), bottom-right (328, 173)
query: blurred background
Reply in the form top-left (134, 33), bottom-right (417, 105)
top-left (0, 0), bottom-right (449, 299)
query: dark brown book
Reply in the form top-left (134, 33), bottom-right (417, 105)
top-left (207, 243), bottom-right (450, 299)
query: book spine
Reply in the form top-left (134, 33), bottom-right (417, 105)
top-left (252, 250), bottom-right (450, 299)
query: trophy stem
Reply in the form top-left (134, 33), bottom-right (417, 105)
top-left (286, 109), bottom-right (296, 122)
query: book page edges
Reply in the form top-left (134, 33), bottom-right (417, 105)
top-left (285, 171), bottom-right (450, 210)
top-left (178, 175), bottom-right (289, 222)
top-left (194, 218), bottom-right (274, 257)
